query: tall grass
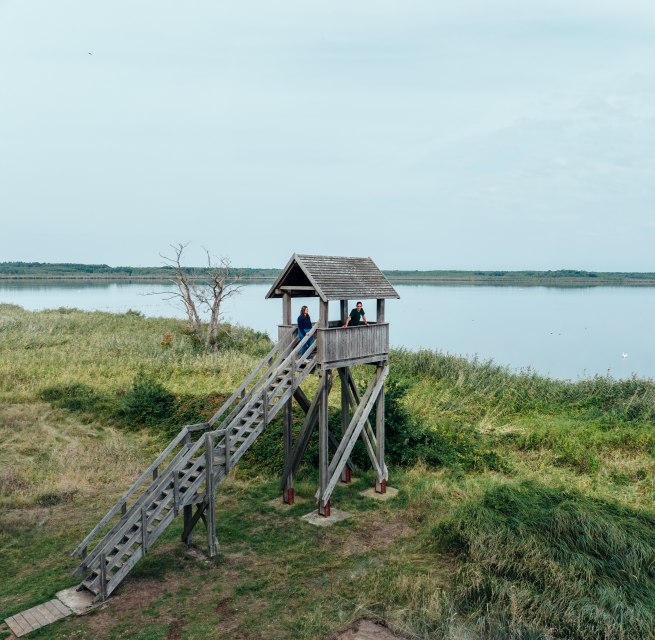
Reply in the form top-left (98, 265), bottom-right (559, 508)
top-left (391, 348), bottom-right (655, 422)
top-left (435, 480), bottom-right (655, 639)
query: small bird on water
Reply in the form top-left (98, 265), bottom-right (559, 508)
top-left (622, 352), bottom-right (628, 359)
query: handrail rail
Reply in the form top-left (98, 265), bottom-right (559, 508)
top-left (209, 325), bottom-right (317, 440)
top-left (71, 424), bottom-right (194, 558)
top-left (210, 335), bottom-right (299, 432)
top-left (208, 328), bottom-right (294, 427)
top-left (77, 434), bottom-right (207, 571)
top-left (73, 333), bottom-right (293, 559)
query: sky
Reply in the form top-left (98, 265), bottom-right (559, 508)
top-left (1, 1), bottom-right (654, 271)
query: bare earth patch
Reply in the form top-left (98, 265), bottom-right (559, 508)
top-left (340, 516), bottom-right (412, 557)
top-left (329, 619), bottom-right (404, 639)
top-left (85, 576), bottom-right (181, 637)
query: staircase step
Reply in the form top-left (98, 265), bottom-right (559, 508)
top-left (107, 547), bottom-right (135, 565)
top-left (82, 579), bottom-right (100, 595)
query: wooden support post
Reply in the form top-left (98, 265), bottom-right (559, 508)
top-left (182, 505), bottom-right (193, 547)
top-left (283, 398), bottom-right (294, 504)
top-left (283, 293), bottom-right (292, 326)
top-left (375, 364), bottom-right (386, 494)
top-left (205, 433), bottom-right (218, 558)
top-left (319, 299), bottom-right (329, 328)
top-left (340, 366), bottom-right (351, 483)
top-left (377, 299), bottom-right (385, 323)
top-left (318, 369), bottom-right (330, 517)
top-left (340, 300), bottom-right (348, 324)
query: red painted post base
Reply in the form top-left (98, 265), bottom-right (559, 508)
top-left (318, 500), bottom-right (331, 517)
top-left (283, 487), bottom-right (295, 505)
top-left (340, 467), bottom-right (351, 484)
top-left (375, 478), bottom-right (387, 494)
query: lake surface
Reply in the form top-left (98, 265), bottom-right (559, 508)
top-left (1, 281), bottom-right (654, 381)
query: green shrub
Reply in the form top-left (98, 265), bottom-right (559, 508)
top-left (118, 372), bottom-right (176, 428)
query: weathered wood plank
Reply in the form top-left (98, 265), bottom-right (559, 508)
top-left (317, 323), bottom-right (388, 365)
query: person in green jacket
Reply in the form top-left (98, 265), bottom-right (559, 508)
top-left (342, 301), bottom-right (369, 328)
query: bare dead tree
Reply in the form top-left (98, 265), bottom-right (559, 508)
top-left (158, 243), bottom-right (242, 349)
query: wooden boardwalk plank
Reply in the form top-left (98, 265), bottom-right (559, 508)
top-left (4, 599), bottom-right (72, 637)
top-left (43, 600), bottom-right (68, 620)
top-left (50, 598), bottom-right (72, 616)
top-left (5, 613), bottom-right (31, 637)
top-left (27, 605), bottom-right (50, 626)
top-left (20, 609), bottom-right (40, 630)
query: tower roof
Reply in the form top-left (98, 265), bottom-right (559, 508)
top-left (265, 254), bottom-right (400, 302)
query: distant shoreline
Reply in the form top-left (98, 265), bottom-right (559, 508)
top-left (2, 266), bottom-right (655, 287)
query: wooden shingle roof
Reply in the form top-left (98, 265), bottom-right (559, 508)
top-left (265, 254), bottom-right (400, 302)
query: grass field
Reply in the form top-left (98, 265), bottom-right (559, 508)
top-left (1, 304), bottom-right (654, 639)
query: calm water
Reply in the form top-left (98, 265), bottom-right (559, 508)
top-left (1, 281), bottom-right (654, 381)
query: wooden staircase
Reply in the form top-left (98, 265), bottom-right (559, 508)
top-left (71, 326), bottom-right (317, 601)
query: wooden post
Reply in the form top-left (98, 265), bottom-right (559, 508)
top-left (340, 366), bottom-right (351, 483)
top-left (99, 553), bottom-right (107, 601)
top-left (318, 369), bottom-right (330, 516)
top-left (283, 398), bottom-right (294, 503)
top-left (205, 433), bottom-right (218, 558)
top-left (377, 299), bottom-right (385, 323)
top-left (173, 473), bottom-right (180, 516)
top-left (182, 505), bottom-right (193, 547)
top-left (283, 293), bottom-right (292, 326)
top-left (340, 300), bottom-right (348, 325)
top-left (375, 364), bottom-right (386, 494)
top-left (141, 506), bottom-right (148, 554)
top-left (319, 299), bottom-right (329, 328)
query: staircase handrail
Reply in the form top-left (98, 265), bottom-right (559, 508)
top-left (208, 330), bottom-right (300, 431)
top-left (72, 325), bottom-right (317, 588)
top-left (71, 423), bottom-right (200, 559)
top-left (212, 325), bottom-right (317, 439)
top-left (72, 332), bottom-right (294, 560)
top-left (207, 328), bottom-right (295, 427)
top-left (75, 433), bottom-right (208, 573)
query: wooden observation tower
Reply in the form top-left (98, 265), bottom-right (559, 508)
top-left (267, 254), bottom-right (400, 516)
top-left (70, 254), bottom-right (398, 602)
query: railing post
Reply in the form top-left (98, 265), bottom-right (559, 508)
top-left (224, 428), bottom-right (231, 473)
top-left (99, 553), bottom-right (107, 601)
top-left (173, 472), bottom-right (180, 516)
top-left (141, 506), bottom-right (148, 553)
top-left (204, 433), bottom-right (218, 558)
top-left (262, 389), bottom-right (268, 426)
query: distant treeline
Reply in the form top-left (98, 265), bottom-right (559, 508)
top-left (0, 262), bottom-right (279, 280)
top-left (2, 262), bottom-right (655, 286)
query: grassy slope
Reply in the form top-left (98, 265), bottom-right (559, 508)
top-left (1, 305), bottom-right (654, 639)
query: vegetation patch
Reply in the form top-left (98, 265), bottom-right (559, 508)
top-left (435, 480), bottom-right (655, 639)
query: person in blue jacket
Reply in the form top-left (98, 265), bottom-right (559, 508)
top-left (297, 305), bottom-right (314, 356)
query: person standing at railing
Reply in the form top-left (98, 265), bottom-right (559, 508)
top-left (342, 301), bottom-right (369, 328)
top-left (297, 305), bottom-right (314, 356)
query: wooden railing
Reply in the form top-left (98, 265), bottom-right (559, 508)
top-left (317, 323), bottom-right (389, 366)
